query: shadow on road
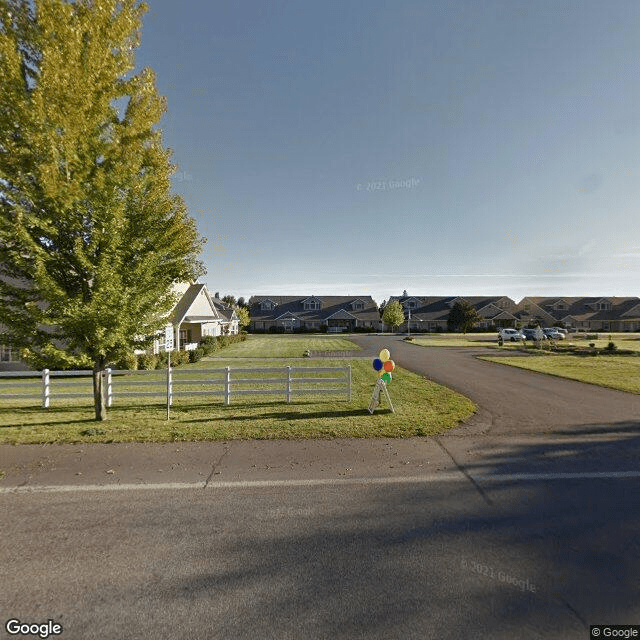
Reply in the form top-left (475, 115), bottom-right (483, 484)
top-left (153, 425), bottom-right (640, 639)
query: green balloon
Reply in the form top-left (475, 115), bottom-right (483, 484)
top-left (381, 372), bottom-right (392, 384)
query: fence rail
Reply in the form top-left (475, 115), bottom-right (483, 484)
top-left (0, 365), bottom-right (352, 408)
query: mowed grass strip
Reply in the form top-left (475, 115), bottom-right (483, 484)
top-left (208, 334), bottom-right (362, 358)
top-left (480, 354), bottom-right (640, 394)
top-left (0, 359), bottom-right (475, 444)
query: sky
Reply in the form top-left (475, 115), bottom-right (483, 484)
top-left (134, 0), bottom-right (640, 305)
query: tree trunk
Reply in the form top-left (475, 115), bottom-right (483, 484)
top-left (93, 356), bottom-right (107, 421)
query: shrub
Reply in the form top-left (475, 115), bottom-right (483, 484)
top-left (115, 353), bottom-right (138, 371)
top-left (200, 336), bottom-right (219, 356)
top-left (189, 347), bottom-right (205, 363)
top-left (605, 341), bottom-right (618, 352)
top-left (137, 353), bottom-right (158, 370)
top-left (155, 351), bottom-right (168, 369)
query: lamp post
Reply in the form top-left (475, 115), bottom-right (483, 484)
top-left (407, 309), bottom-right (411, 337)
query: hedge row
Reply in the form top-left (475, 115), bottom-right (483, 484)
top-left (114, 332), bottom-right (248, 370)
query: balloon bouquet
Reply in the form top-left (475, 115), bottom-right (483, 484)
top-left (369, 348), bottom-right (395, 413)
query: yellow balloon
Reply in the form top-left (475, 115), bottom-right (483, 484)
top-left (379, 349), bottom-right (390, 362)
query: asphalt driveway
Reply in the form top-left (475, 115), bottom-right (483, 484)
top-left (350, 335), bottom-right (640, 436)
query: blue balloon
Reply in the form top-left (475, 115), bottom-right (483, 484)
top-left (372, 358), bottom-right (383, 371)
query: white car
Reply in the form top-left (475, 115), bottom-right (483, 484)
top-left (543, 328), bottom-right (565, 340)
top-left (498, 329), bottom-right (526, 342)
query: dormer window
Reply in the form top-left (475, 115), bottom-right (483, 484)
top-left (597, 302), bottom-right (611, 311)
top-left (352, 301), bottom-right (364, 311)
top-left (304, 300), bottom-right (320, 311)
top-left (261, 300), bottom-right (276, 311)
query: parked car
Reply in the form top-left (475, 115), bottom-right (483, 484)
top-left (498, 328), bottom-right (526, 342)
top-left (543, 328), bottom-right (565, 340)
top-left (522, 328), bottom-right (547, 340)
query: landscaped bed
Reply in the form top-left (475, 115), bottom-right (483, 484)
top-left (0, 358), bottom-right (475, 444)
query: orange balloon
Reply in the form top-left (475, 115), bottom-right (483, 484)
top-left (383, 359), bottom-right (395, 372)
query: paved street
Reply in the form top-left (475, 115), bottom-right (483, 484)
top-left (1, 339), bottom-right (640, 639)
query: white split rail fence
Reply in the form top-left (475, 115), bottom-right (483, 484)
top-left (0, 365), bottom-right (352, 408)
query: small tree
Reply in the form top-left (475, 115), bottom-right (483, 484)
top-left (222, 294), bottom-right (236, 306)
top-left (382, 300), bottom-right (405, 332)
top-left (447, 300), bottom-right (480, 334)
top-left (0, 0), bottom-right (205, 420)
top-left (236, 306), bottom-right (249, 329)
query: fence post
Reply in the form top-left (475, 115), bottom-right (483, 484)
top-left (103, 368), bottom-right (113, 408)
top-left (286, 365), bottom-right (292, 403)
top-left (347, 365), bottom-right (352, 402)
top-left (224, 366), bottom-right (231, 405)
top-left (42, 368), bottom-right (50, 408)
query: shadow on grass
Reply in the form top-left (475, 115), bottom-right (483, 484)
top-left (183, 408), bottom-right (391, 422)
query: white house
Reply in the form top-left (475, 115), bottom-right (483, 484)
top-left (152, 282), bottom-right (226, 353)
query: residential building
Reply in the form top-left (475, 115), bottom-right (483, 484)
top-left (248, 296), bottom-right (379, 332)
top-left (386, 296), bottom-right (519, 332)
top-left (514, 297), bottom-right (640, 331)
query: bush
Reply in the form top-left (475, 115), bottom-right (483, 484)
top-left (155, 351), bottom-right (168, 369)
top-left (605, 341), bottom-right (618, 351)
top-left (137, 353), bottom-right (158, 370)
top-left (114, 352), bottom-right (138, 371)
top-left (199, 336), bottom-right (219, 356)
top-left (189, 347), bottom-right (205, 363)
top-left (175, 349), bottom-right (191, 366)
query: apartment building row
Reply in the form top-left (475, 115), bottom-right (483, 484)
top-left (249, 294), bottom-right (640, 333)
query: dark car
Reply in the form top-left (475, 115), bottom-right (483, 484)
top-left (522, 328), bottom-right (547, 340)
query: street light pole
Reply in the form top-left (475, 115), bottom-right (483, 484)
top-left (408, 308), bottom-right (411, 337)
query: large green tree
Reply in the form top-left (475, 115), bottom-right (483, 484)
top-left (382, 300), bottom-right (405, 332)
top-left (0, 0), bottom-right (205, 420)
top-left (447, 300), bottom-right (480, 333)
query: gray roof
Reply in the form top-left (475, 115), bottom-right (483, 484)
top-left (386, 296), bottom-right (516, 323)
top-left (517, 297), bottom-right (640, 322)
top-left (248, 295), bottom-right (379, 323)
top-left (211, 297), bottom-right (238, 323)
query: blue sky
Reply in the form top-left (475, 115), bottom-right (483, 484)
top-left (136, 0), bottom-right (640, 304)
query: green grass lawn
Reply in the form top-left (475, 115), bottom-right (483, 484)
top-left (0, 358), bottom-right (475, 444)
top-left (480, 354), bottom-right (640, 394)
top-left (208, 334), bottom-right (362, 358)
top-left (563, 333), bottom-right (640, 351)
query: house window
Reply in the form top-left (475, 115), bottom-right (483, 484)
top-left (353, 302), bottom-right (364, 310)
top-left (304, 301), bottom-right (320, 311)
top-left (261, 301), bottom-right (273, 310)
top-left (597, 302), bottom-right (610, 311)
top-left (0, 344), bottom-right (18, 362)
